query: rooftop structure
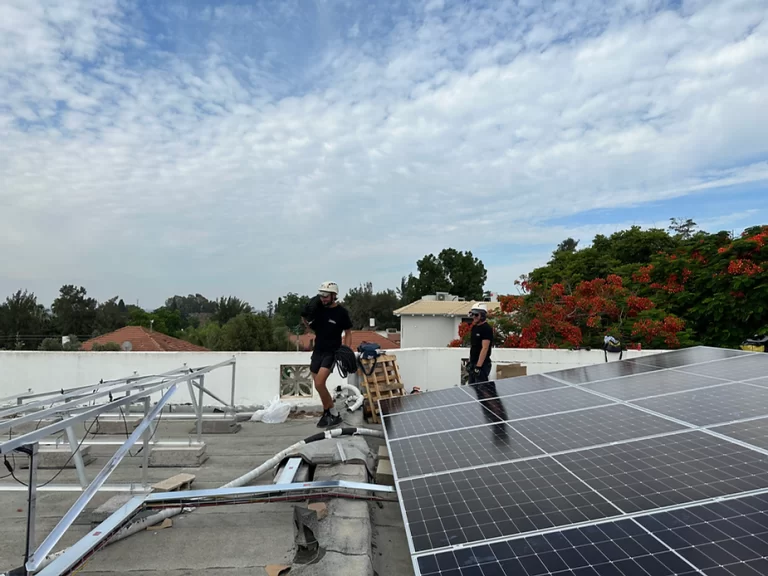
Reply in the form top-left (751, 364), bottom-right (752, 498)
top-left (81, 326), bottom-right (210, 352)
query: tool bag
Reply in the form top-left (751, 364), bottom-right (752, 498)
top-left (741, 335), bottom-right (768, 353)
top-left (603, 336), bottom-right (623, 362)
top-left (357, 342), bottom-right (381, 376)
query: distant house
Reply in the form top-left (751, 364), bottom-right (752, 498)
top-left (290, 330), bottom-right (400, 352)
top-left (394, 294), bottom-right (501, 348)
top-left (81, 326), bottom-right (210, 352)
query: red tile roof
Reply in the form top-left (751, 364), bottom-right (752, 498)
top-left (290, 330), bottom-right (400, 352)
top-left (81, 326), bottom-right (210, 352)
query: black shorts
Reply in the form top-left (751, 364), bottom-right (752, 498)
top-left (310, 350), bottom-right (336, 374)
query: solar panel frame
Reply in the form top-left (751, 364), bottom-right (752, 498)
top-left (580, 369), bottom-right (730, 401)
top-left (379, 386), bottom-right (476, 416)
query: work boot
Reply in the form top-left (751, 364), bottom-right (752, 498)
top-left (317, 409), bottom-right (342, 428)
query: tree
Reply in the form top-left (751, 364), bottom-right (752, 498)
top-left (669, 218), bottom-right (698, 240)
top-left (463, 223), bottom-right (768, 351)
top-left (0, 290), bottom-right (51, 350)
top-left (556, 238), bottom-right (579, 253)
top-left (342, 282), bottom-right (401, 330)
top-left (94, 296), bottom-right (128, 335)
top-left (128, 306), bottom-right (184, 337)
top-left (274, 292), bottom-right (312, 333)
top-left (52, 285), bottom-right (98, 336)
top-left (402, 248), bottom-right (487, 303)
top-left (217, 313), bottom-right (292, 351)
top-left (213, 296), bottom-right (253, 325)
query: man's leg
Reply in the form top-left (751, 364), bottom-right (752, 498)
top-left (313, 367), bottom-right (334, 410)
top-left (312, 354), bottom-right (342, 427)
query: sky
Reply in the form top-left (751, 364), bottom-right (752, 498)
top-left (1, 0), bottom-right (767, 310)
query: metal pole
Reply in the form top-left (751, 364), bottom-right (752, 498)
top-left (196, 376), bottom-right (204, 443)
top-left (23, 443), bottom-right (39, 568)
top-left (64, 425), bottom-right (88, 489)
top-left (141, 398), bottom-right (151, 489)
top-left (230, 360), bottom-right (237, 415)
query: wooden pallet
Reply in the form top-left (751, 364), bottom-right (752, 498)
top-left (358, 354), bottom-right (406, 424)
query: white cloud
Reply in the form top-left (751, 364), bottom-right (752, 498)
top-left (1, 0), bottom-right (767, 308)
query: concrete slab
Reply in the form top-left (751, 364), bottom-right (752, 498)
top-left (197, 418), bottom-right (242, 434)
top-left (89, 418), bottom-right (140, 435)
top-left (375, 459), bottom-right (394, 486)
top-left (148, 444), bottom-right (208, 467)
top-left (18, 446), bottom-right (95, 469)
top-left (378, 445), bottom-right (389, 460)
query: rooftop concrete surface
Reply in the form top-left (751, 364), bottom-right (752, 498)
top-left (0, 417), bottom-right (414, 576)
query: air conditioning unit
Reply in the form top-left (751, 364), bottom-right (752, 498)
top-left (436, 292), bottom-right (448, 301)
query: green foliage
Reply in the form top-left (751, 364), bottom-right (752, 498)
top-left (52, 285), bottom-right (98, 336)
top-left (39, 337), bottom-right (63, 351)
top-left (213, 296), bottom-right (253, 325)
top-left (275, 292), bottom-right (312, 333)
top-left (182, 320), bottom-right (223, 350)
top-left (0, 290), bottom-right (50, 350)
top-left (128, 307), bottom-right (184, 337)
top-left (343, 282), bottom-right (400, 330)
top-left (94, 296), bottom-right (128, 335)
top-left (217, 313), bottom-right (293, 351)
top-left (401, 248), bottom-right (487, 303)
top-left (91, 342), bottom-right (122, 351)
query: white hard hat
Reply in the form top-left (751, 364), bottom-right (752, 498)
top-left (470, 302), bottom-right (488, 312)
top-left (318, 281), bottom-right (339, 295)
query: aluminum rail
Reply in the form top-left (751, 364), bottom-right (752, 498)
top-left (26, 385), bottom-right (179, 572)
top-left (0, 366), bottom-right (191, 420)
top-left (35, 480), bottom-right (395, 576)
top-left (0, 356), bottom-right (235, 455)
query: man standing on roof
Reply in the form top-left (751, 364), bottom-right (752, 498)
top-left (468, 302), bottom-right (494, 384)
top-left (301, 281), bottom-right (353, 427)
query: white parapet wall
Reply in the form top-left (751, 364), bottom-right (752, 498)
top-left (0, 347), bottom-right (664, 409)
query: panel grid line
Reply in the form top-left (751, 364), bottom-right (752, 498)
top-left (630, 517), bottom-right (707, 576)
top-left (380, 381), bottom-right (572, 419)
top-left (387, 400), bottom-right (618, 442)
top-left (542, 372), bottom-right (768, 460)
top-left (396, 428), bottom-right (698, 482)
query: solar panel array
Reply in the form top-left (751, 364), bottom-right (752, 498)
top-left (380, 346), bottom-right (768, 575)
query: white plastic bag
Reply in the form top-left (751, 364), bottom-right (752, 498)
top-left (249, 409), bottom-right (266, 422)
top-left (259, 396), bottom-right (292, 424)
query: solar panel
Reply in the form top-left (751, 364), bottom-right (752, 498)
top-left (509, 404), bottom-right (688, 453)
top-left (415, 491), bottom-right (768, 575)
top-left (465, 375), bottom-right (567, 399)
top-left (631, 382), bottom-right (768, 426)
top-left (400, 456), bottom-right (620, 552)
top-left (546, 360), bottom-right (663, 385)
top-left (380, 387), bottom-right (473, 416)
top-left (628, 345), bottom-right (749, 368)
top-left (711, 416), bottom-right (768, 451)
top-left (581, 369), bottom-right (728, 400)
top-left (388, 424), bottom-right (543, 479)
top-left (384, 401), bottom-right (505, 440)
top-left (674, 352), bottom-right (768, 381)
top-left (382, 346), bottom-right (768, 575)
top-left (473, 386), bottom-right (615, 422)
top-left (554, 431), bottom-right (768, 514)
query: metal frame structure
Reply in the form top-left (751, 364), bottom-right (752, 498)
top-left (0, 358), bottom-right (237, 575)
top-left (34, 479), bottom-right (396, 576)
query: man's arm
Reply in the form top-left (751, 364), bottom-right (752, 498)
top-left (477, 339), bottom-right (491, 367)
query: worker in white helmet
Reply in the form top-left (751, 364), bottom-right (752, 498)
top-left (468, 302), bottom-right (493, 384)
top-left (301, 281), bottom-right (352, 427)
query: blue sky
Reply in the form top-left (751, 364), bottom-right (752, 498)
top-left (1, 0), bottom-right (767, 309)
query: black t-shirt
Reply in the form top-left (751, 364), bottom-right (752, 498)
top-left (310, 304), bottom-right (353, 353)
top-left (469, 322), bottom-right (494, 366)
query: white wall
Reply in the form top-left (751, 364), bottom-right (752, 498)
top-left (400, 316), bottom-right (461, 348)
top-left (0, 348), bottom-right (664, 409)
